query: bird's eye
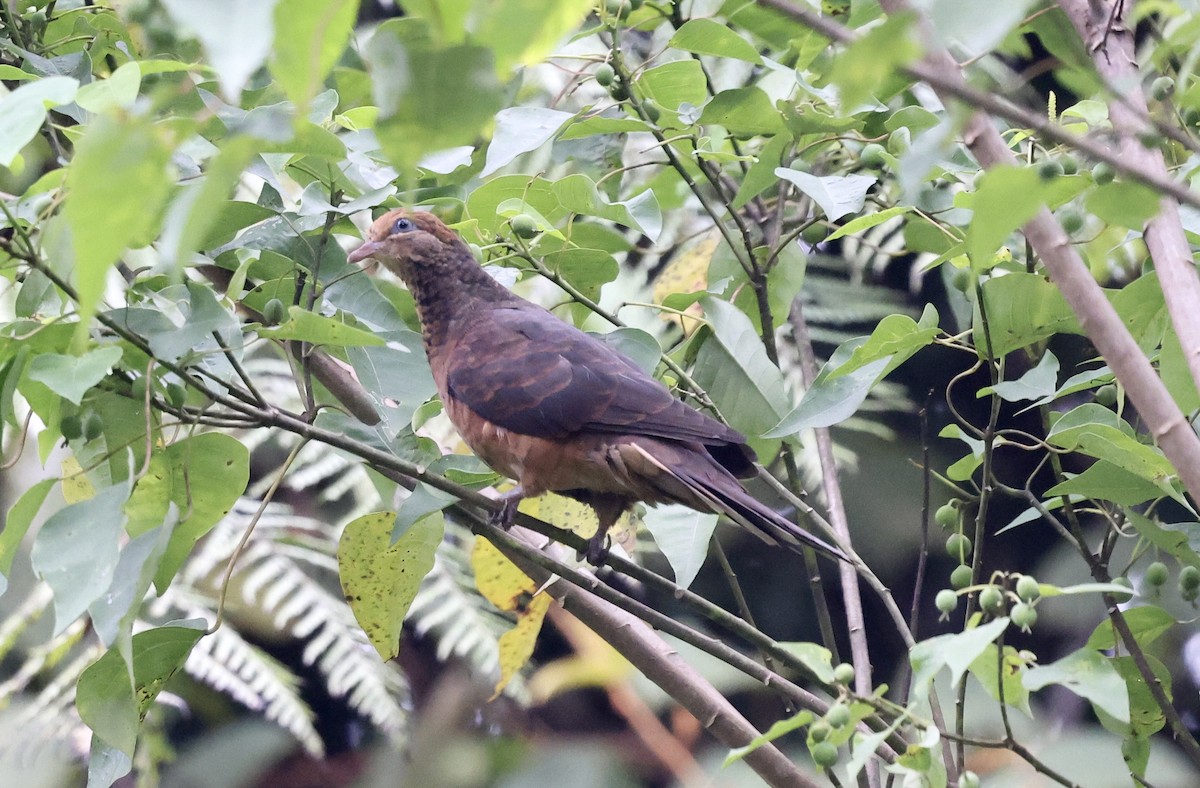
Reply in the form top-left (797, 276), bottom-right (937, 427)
top-left (392, 217), bottom-right (415, 234)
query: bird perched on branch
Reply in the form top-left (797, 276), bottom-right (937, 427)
top-left (349, 209), bottom-right (846, 563)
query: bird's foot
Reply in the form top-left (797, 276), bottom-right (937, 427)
top-left (490, 487), bottom-right (524, 530)
top-left (582, 531), bottom-right (611, 565)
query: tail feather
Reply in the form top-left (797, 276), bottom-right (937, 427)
top-left (625, 442), bottom-right (848, 562)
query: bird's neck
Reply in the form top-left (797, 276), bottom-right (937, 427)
top-left (404, 247), bottom-right (521, 348)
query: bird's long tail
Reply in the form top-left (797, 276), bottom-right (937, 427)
top-left (627, 442), bottom-right (849, 562)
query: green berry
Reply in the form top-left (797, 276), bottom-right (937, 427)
top-left (1012, 602), bottom-right (1038, 631)
top-left (1111, 576), bottom-right (1134, 602)
top-left (801, 223), bottom-right (827, 245)
top-left (979, 585), bottom-right (1005, 616)
top-left (1183, 584), bottom-right (1200, 603)
top-left (263, 298), bottom-right (286, 326)
top-left (826, 704), bottom-right (851, 728)
top-left (960, 770), bottom-right (981, 788)
top-left (936, 589), bottom-right (959, 614)
top-left (1095, 384), bottom-right (1118, 407)
top-left (609, 80), bottom-right (629, 101)
top-left (1015, 574), bottom-right (1040, 603)
top-left (945, 533), bottom-right (973, 561)
top-left (166, 382), bottom-right (187, 409)
top-left (595, 63), bottom-right (615, 87)
top-left (935, 502), bottom-right (959, 529)
top-left (1179, 565), bottom-right (1200, 591)
top-left (1145, 561), bottom-right (1169, 588)
top-left (60, 414), bottom-right (83, 440)
top-left (1060, 210), bottom-right (1084, 235)
top-left (1150, 76), bottom-right (1175, 101)
top-left (1183, 106), bottom-right (1200, 128)
top-left (604, 0), bottom-right (631, 20)
top-left (641, 99), bottom-right (661, 123)
top-left (833, 663), bottom-right (855, 685)
top-left (860, 143), bottom-right (887, 168)
top-left (511, 214), bottom-right (540, 239)
top-left (130, 376), bottom-right (149, 401)
top-left (951, 267), bottom-right (972, 293)
top-left (809, 720), bottom-right (832, 743)
top-left (1060, 156), bottom-right (1078, 175)
top-left (950, 564), bottom-right (973, 590)
top-left (1038, 160), bottom-right (1064, 180)
top-left (1091, 162), bottom-right (1116, 185)
top-left (810, 740), bottom-right (839, 768)
top-left (83, 412), bottom-right (103, 441)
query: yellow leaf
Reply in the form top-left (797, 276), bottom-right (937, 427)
top-left (653, 231), bottom-right (719, 334)
top-left (517, 491), bottom-right (640, 553)
top-left (338, 511), bottom-right (443, 660)
top-left (495, 592), bottom-right (552, 696)
top-left (61, 455), bottom-right (95, 503)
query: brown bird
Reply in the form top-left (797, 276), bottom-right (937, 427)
top-left (349, 209), bottom-right (845, 563)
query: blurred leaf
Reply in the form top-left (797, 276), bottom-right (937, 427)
top-left (339, 511), bottom-right (443, 660)
top-left (159, 136), bottom-right (259, 267)
top-left (777, 641), bottom-right (835, 683)
top-left (0, 477), bottom-right (56, 574)
top-left (162, 0), bottom-right (279, 100)
top-left (89, 521), bottom-right (175, 647)
top-left (699, 87), bottom-right (786, 136)
top-left (1023, 647), bottom-right (1129, 724)
top-left (1125, 512), bottom-right (1200, 569)
top-left (637, 60), bottom-right (707, 115)
top-left (829, 12), bottom-right (919, 108)
top-left (468, 0), bottom-right (595, 75)
top-left (926, 0), bottom-right (1037, 57)
top-left (270, 0), bottom-right (358, 117)
top-left (472, 535), bottom-right (551, 696)
top-left (909, 618), bottom-right (1009, 703)
top-left (0, 76), bottom-right (77, 167)
top-left (1087, 182), bottom-right (1161, 230)
top-left (965, 167), bottom-right (1051, 268)
top-left (724, 710), bottom-right (814, 765)
top-left (75, 62), bottom-right (140, 112)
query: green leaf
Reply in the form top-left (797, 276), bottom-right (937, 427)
top-left (26, 346), bottom-right (123, 405)
top-left (1086, 605), bottom-right (1176, 651)
top-left (776, 641), bottom-right (835, 683)
top-left (699, 87), bottom-right (786, 136)
top-left (775, 169), bottom-right (876, 221)
top-left (909, 618), bottom-right (1009, 703)
top-left (1086, 182), bottom-right (1161, 230)
top-left (338, 511), bottom-right (444, 660)
top-left (1047, 404), bottom-right (1176, 494)
top-left (981, 350), bottom-right (1058, 403)
top-left (465, 0), bottom-right (595, 75)
top-left (64, 116), bottom-right (173, 334)
top-left (542, 249), bottom-right (619, 301)
top-left (75, 62), bottom-right (141, 113)
top-left (158, 136), bottom-right (259, 267)
top-left (270, 0), bottom-right (358, 117)
top-left (828, 308), bottom-right (938, 381)
top-left (89, 522), bottom-right (175, 648)
top-left (552, 174), bottom-right (662, 242)
top-left (258, 306), bottom-right (386, 346)
top-left (670, 18), bottom-right (763, 63)
top-left (154, 433), bottom-right (250, 591)
top-left (724, 710), bottom-right (814, 765)
top-left (30, 482), bottom-right (130, 634)
top-left (594, 327), bottom-right (661, 375)
top-left (826, 206), bottom-right (910, 241)
top-left (1023, 647), bottom-right (1129, 724)
top-left (0, 76), bottom-right (78, 167)
top-left (693, 297), bottom-right (790, 442)
top-left (558, 115), bottom-right (651, 140)
top-left (1045, 462), bottom-right (1167, 506)
top-left (482, 107), bottom-right (574, 176)
top-left (0, 477), bottom-right (56, 574)
top-left (162, 0), bottom-right (279, 100)
top-left (640, 504), bottom-right (717, 589)
top-left (367, 28), bottom-right (501, 174)
top-left (965, 166), bottom-right (1051, 268)
top-left (926, 0), bottom-right (1038, 57)
top-left (77, 625), bottom-right (204, 757)
top-left (637, 60), bottom-right (708, 116)
top-left (975, 272), bottom-right (1079, 356)
top-left (828, 12), bottom-right (920, 108)
top-left (1105, 655), bottom-right (1169, 738)
top-left (969, 644), bottom-right (1032, 716)
top-left (1124, 512), bottom-right (1200, 569)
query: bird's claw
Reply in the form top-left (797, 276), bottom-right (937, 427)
top-left (582, 532), bottom-right (611, 564)
top-left (490, 489), bottom-right (523, 530)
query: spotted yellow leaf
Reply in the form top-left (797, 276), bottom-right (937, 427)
top-left (518, 491), bottom-right (639, 556)
top-left (61, 455), bottom-right (95, 503)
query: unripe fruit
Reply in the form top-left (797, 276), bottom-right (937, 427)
top-left (811, 741), bottom-right (839, 768)
top-left (130, 376), bottom-right (149, 401)
top-left (83, 412), bottom-right (103, 441)
top-left (1060, 156), bottom-right (1078, 175)
top-left (1145, 561), bottom-right (1169, 587)
top-left (642, 99), bottom-right (661, 123)
top-left (935, 502), bottom-right (959, 528)
top-left (166, 382), bottom-right (187, 409)
top-left (951, 267), bottom-right (971, 293)
top-left (860, 143), bottom-right (887, 168)
top-left (833, 663), bottom-right (855, 685)
top-left (1012, 602), bottom-right (1038, 630)
top-left (1095, 384), bottom-right (1118, 406)
top-left (1111, 576), bottom-right (1134, 602)
top-left (61, 414), bottom-right (83, 440)
top-left (1060, 210), bottom-right (1084, 235)
top-left (604, 0), bottom-right (631, 20)
top-left (979, 585), bottom-right (1005, 616)
top-left (263, 298), bottom-right (286, 326)
top-left (1179, 565), bottom-right (1200, 591)
top-left (809, 720), bottom-right (832, 742)
top-left (1015, 574), bottom-right (1040, 603)
top-left (826, 704), bottom-right (851, 728)
top-left (1150, 76), bottom-right (1175, 100)
top-left (1092, 162), bottom-right (1116, 185)
top-left (946, 532), bottom-right (972, 561)
top-left (936, 589), bottom-right (958, 614)
top-left (801, 223), bottom-right (827, 245)
top-left (595, 63), bottom-right (614, 87)
top-left (950, 565), bottom-right (973, 590)
top-left (511, 214), bottom-right (540, 239)
top-left (1038, 160), bottom-right (1064, 180)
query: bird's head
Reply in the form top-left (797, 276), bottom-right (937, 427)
top-left (348, 209), bottom-right (465, 279)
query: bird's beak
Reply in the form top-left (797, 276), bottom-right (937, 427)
top-left (348, 240), bottom-right (384, 265)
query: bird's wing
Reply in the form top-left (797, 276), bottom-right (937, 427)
top-left (444, 304), bottom-right (747, 449)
